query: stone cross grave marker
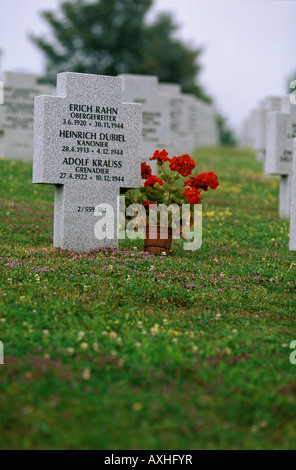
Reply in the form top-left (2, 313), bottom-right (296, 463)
top-left (158, 83), bottom-right (183, 156)
top-left (266, 97), bottom-right (296, 218)
top-left (0, 71), bottom-right (54, 161)
top-left (196, 100), bottom-right (219, 148)
top-left (289, 138), bottom-right (296, 251)
top-left (33, 72), bottom-right (142, 252)
top-left (120, 74), bottom-right (170, 172)
top-left (191, 98), bottom-right (204, 150)
top-left (158, 83), bottom-right (194, 156)
top-left (251, 97), bottom-right (283, 164)
top-left (179, 94), bottom-right (196, 154)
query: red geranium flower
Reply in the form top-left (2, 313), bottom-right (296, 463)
top-left (183, 177), bottom-right (198, 189)
top-left (143, 200), bottom-right (158, 208)
top-left (204, 172), bottom-right (219, 190)
top-left (150, 149), bottom-right (170, 163)
top-left (141, 162), bottom-right (152, 180)
top-left (169, 154), bottom-right (195, 177)
top-left (183, 187), bottom-right (202, 205)
top-left (144, 175), bottom-right (164, 188)
top-left (184, 172), bottom-right (219, 192)
top-left (194, 173), bottom-right (210, 191)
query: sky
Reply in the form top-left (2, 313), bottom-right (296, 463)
top-left (0, 0), bottom-right (295, 135)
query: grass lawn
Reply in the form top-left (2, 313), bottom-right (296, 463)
top-left (0, 147), bottom-right (295, 450)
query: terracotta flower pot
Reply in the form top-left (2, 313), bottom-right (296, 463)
top-left (144, 225), bottom-right (173, 255)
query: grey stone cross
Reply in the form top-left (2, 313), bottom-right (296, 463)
top-left (33, 72), bottom-right (142, 252)
top-left (266, 98), bottom-right (296, 218)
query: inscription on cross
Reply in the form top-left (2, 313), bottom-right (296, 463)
top-left (33, 72), bottom-right (142, 252)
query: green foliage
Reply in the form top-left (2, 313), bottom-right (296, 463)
top-left (30, 0), bottom-right (211, 101)
top-left (216, 113), bottom-right (237, 147)
top-left (128, 167), bottom-right (186, 208)
top-left (0, 148), bottom-right (296, 449)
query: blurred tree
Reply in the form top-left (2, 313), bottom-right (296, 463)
top-left (216, 114), bottom-right (237, 147)
top-left (30, 0), bottom-right (211, 102)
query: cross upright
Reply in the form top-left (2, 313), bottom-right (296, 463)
top-left (33, 72), bottom-right (142, 252)
top-left (266, 98), bottom-right (296, 218)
